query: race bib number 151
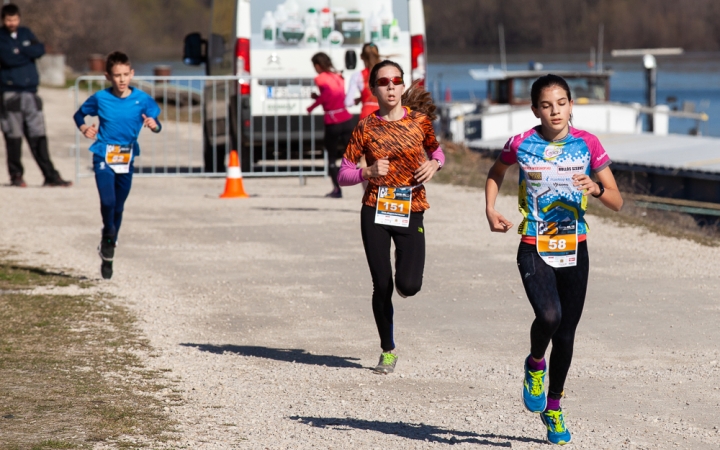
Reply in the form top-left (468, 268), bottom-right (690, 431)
top-left (375, 186), bottom-right (412, 227)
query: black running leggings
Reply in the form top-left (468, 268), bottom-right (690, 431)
top-left (324, 120), bottom-right (353, 189)
top-left (361, 205), bottom-right (426, 352)
top-left (517, 241), bottom-right (589, 399)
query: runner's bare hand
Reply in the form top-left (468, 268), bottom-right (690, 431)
top-left (142, 114), bottom-right (158, 131)
top-left (572, 174), bottom-right (599, 196)
top-left (486, 208), bottom-right (513, 233)
top-left (414, 160), bottom-right (439, 183)
top-left (81, 123), bottom-right (98, 139)
top-left (364, 157), bottom-right (389, 178)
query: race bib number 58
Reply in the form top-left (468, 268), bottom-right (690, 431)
top-left (537, 221), bottom-right (578, 268)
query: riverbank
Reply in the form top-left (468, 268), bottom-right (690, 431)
top-left (0, 87), bottom-right (718, 448)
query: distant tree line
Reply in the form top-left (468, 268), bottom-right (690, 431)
top-left (8, 0), bottom-right (720, 69)
top-left (12, 0), bottom-right (210, 69)
top-left (424, 0), bottom-right (720, 55)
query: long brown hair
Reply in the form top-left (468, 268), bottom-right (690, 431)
top-left (401, 80), bottom-right (437, 121)
top-left (369, 60), bottom-right (437, 121)
top-left (311, 52), bottom-right (336, 73)
top-left (360, 43), bottom-right (381, 72)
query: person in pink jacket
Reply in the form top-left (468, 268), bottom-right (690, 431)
top-left (307, 52), bottom-right (353, 198)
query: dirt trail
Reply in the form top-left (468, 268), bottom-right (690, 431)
top-left (1, 88), bottom-right (719, 448)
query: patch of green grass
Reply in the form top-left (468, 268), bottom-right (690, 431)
top-left (0, 264), bottom-right (178, 449)
top-left (0, 263), bottom-right (91, 290)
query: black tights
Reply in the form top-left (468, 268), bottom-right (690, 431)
top-left (324, 120), bottom-right (353, 189)
top-left (361, 205), bottom-right (425, 352)
top-left (517, 241), bottom-right (589, 399)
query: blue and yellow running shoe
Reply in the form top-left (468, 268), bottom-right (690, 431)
top-left (522, 356), bottom-right (547, 413)
top-left (541, 408), bottom-right (572, 445)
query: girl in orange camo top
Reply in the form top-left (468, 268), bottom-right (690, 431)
top-left (338, 60), bottom-right (445, 374)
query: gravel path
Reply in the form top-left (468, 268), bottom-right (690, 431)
top-left (1, 88), bottom-right (719, 449)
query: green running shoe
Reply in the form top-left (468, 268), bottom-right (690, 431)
top-left (373, 352), bottom-right (398, 374)
top-left (541, 408), bottom-right (572, 445)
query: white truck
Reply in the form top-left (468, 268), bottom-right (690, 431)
top-left (183, 0), bottom-right (427, 173)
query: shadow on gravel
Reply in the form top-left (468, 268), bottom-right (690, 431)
top-left (289, 416), bottom-right (545, 446)
top-left (180, 344), bottom-right (364, 369)
top-left (252, 206), bottom-right (358, 214)
top-left (6, 265), bottom-right (78, 279)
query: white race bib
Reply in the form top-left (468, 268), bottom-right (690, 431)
top-left (105, 144), bottom-right (133, 174)
top-left (375, 186), bottom-right (412, 227)
top-left (536, 220), bottom-right (578, 268)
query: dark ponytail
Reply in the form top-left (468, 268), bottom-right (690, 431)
top-left (369, 59), bottom-right (437, 121)
top-left (311, 52), bottom-right (336, 73)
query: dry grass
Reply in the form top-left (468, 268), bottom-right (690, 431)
top-left (434, 141), bottom-right (518, 196)
top-left (435, 141), bottom-right (720, 246)
top-left (0, 262), bottom-right (179, 449)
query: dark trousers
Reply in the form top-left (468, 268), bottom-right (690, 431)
top-left (93, 154), bottom-right (134, 241)
top-left (2, 92), bottom-right (60, 182)
top-left (361, 205), bottom-right (426, 352)
top-left (5, 135), bottom-right (59, 182)
top-left (324, 120), bottom-right (353, 189)
top-left (516, 241), bottom-right (589, 398)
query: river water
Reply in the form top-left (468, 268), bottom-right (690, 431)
top-left (135, 52), bottom-right (720, 137)
top-left (427, 53), bottom-right (720, 137)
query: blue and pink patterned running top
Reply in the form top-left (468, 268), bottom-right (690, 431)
top-left (499, 126), bottom-right (611, 239)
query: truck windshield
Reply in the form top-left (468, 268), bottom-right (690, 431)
top-left (250, 0), bottom-right (409, 42)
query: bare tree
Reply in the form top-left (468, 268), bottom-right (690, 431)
top-left (11, 0), bottom-right (210, 69)
top-left (13, 0), bottom-right (132, 68)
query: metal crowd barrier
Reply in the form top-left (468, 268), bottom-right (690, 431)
top-left (73, 75), bottom-right (328, 182)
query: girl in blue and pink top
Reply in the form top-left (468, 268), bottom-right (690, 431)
top-left (307, 52), bottom-right (353, 198)
top-left (484, 74), bottom-right (623, 445)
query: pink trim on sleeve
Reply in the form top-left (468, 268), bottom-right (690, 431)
top-left (499, 136), bottom-right (519, 165)
top-left (338, 157), bottom-right (365, 186)
top-left (499, 129), bottom-right (535, 165)
top-left (427, 146), bottom-right (445, 169)
top-left (571, 128), bottom-right (611, 172)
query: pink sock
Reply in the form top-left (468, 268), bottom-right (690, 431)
top-left (546, 397), bottom-right (561, 411)
top-left (527, 356), bottom-right (546, 371)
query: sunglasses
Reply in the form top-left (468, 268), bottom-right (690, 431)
top-left (375, 76), bottom-right (404, 87)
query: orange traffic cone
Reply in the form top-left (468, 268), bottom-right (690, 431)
top-left (219, 150), bottom-right (249, 198)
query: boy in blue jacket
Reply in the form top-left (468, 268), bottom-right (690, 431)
top-left (74, 51), bottom-right (161, 279)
